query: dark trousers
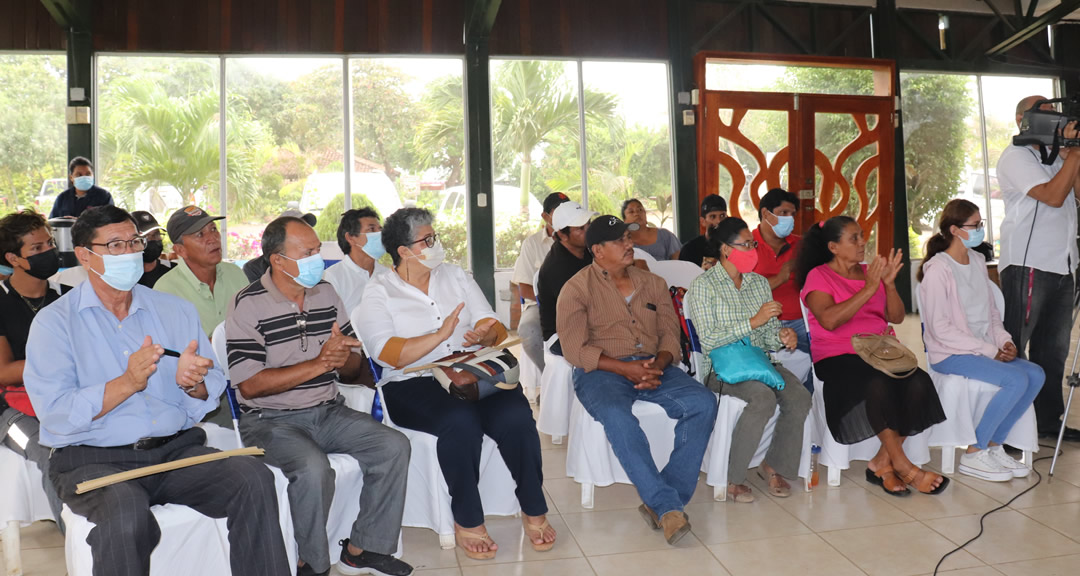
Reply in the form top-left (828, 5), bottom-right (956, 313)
top-left (381, 378), bottom-right (547, 529)
top-left (49, 427), bottom-right (290, 576)
top-left (1000, 266), bottom-right (1073, 432)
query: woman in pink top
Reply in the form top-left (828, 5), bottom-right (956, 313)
top-left (795, 216), bottom-right (948, 497)
top-left (918, 199), bottom-right (1042, 482)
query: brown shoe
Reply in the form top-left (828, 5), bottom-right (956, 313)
top-left (659, 510), bottom-right (691, 545)
top-left (638, 504), bottom-right (661, 530)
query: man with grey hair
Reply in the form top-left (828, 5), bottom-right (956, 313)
top-left (227, 215), bottom-right (413, 576)
top-left (997, 95), bottom-right (1080, 441)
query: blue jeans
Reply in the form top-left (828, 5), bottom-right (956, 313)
top-left (573, 356), bottom-right (718, 517)
top-left (781, 318), bottom-right (813, 392)
top-left (931, 355), bottom-right (1044, 449)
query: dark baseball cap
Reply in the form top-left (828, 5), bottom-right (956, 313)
top-left (542, 192), bottom-right (571, 215)
top-left (166, 206), bottom-right (225, 243)
top-left (585, 215), bottom-right (639, 251)
top-left (131, 211), bottom-right (162, 235)
top-left (701, 194), bottom-right (727, 217)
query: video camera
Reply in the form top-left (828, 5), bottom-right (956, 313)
top-left (1013, 94), bottom-right (1080, 164)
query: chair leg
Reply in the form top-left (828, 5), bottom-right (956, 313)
top-left (551, 435), bottom-right (564, 445)
top-left (827, 465), bottom-right (841, 487)
top-left (438, 532), bottom-right (455, 550)
top-left (713, 484), bottom-right (727, 502)
top-left (804, 476), bottom-right (811, 492)
top-left (941, 447), bottom-right (956, 475)
top-left (580, 483), bottom-right (595, 509)
top-left (4, 520), bottom-right (22, 576)
top-left (1022, 449), bottom-right (1032, 466)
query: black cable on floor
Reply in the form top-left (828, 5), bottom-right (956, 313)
top-left (932, 444), bottom-right (1064, 576)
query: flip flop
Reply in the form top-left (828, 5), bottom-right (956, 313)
top-left (522, 518), bottom-right (556, 552)
top-left (757, 469), bottom-right (791, 498)
top-left (455, 526), bottom-right (497, 560)
top-left (901, 466), bottom-right (950, 495)
top-left (727, 483), bottom-right (755, 503)
top-left (865, 466), bottom-right (911, 497)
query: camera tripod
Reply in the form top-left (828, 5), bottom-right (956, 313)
top-left (1049, 291), bottom-right (1080, 477)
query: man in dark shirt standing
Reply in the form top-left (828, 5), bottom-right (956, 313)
top-left (132, 211), bottom-right (172, 288)
top-left (679, 195), bottom-right (727, 267)
top-left (537, 201), bottom-right (596, 345)
top-left (49, 157), bottom-right (114, 219)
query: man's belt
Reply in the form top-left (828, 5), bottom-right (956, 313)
top-left (108, 431), bottom-right (185, 451)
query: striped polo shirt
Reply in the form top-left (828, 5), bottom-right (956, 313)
top-left (226, 270), bottom-right (356, 410)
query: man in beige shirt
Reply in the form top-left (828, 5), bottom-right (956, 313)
top-left (556, 215), bottom-right (717, 546)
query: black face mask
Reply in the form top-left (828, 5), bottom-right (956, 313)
top-left (142, 240), bottom-right (164, 263)
top-left (22, 249), bottom-right (60, 280)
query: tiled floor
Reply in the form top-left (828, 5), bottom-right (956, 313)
top-left (6, 314), bottom-right (1080, 576)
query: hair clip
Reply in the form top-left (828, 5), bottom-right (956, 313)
top-left (818, 221), bottom-right (825, 228)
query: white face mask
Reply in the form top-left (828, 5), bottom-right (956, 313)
top-left (412, 240), bottom-right (445, 269)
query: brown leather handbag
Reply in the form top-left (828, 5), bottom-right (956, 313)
top-left (851, 333), bottom-right (919, 379)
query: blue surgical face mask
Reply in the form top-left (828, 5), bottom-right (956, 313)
top-left (0, 264), bottom-right (13, 276)
top-left (280, 253), bottom-right (325, 288)
top-left (961, 227), bottom-right (985, 249)
top-left (90, 251), bottom-right (143, 292)
top-left (769, 210), bottom-right (795, 238)
top-left (361, 231), bottom-right (386, 261)
top-left (73, 175), bottom-right (94, 191)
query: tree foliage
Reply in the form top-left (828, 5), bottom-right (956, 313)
top-left (0, 55), bottom-right (67, 211)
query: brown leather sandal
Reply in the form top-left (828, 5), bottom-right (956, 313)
top-left (456, 526), bottom-right (497, 560)
top-left (522, 517), bottom-right (556, 552)
top-left (900, 466), bottom-right (950, 495)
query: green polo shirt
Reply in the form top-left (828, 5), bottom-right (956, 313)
top-left (155, 259), bottom-right (251, 337)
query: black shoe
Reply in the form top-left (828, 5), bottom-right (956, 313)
top-left (338, 539), bottom-right (414, 576)
top-left (1038, 426), bottom-right (1080, 442)
top-left (297, 563), bottom-right (329, 576)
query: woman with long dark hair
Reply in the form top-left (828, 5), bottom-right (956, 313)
top-left (918, 199), bottom-right (1043, 482)
top-left (795, 216), bottom-right (948, 496)
top-left (621, 198), bottom-right (681, 260)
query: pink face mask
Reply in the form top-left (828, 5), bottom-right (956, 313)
top-left (727, 246), bottom-right (759, 274)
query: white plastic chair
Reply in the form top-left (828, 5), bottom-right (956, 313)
top-left (800, 300), bottom-right (930, 486)
top-left (537, 334), bottom-right (574, 444)
top-left (648, 260), bottom-right (704, 291)
top-left (1, 445), bottom-right (55, 576)
top-left (518, 346), bottom-right (543, 403)
top-left (632, 247), bottom-right (658, 268)
top-left (916, 283), bottom-right (1038, 473)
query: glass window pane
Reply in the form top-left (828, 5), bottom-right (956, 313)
top-left (354, 58), bottom-right (464, 267)
top-left (582, 61), bottom-right (674, 235)
top-left (979, 75), bottom-right (1057, 254)
top-left (0, 54), bottom-right (67, 214)
top-left (899, 73), bottom-right (981, 259)
top-left (97, 56), bottom-right (221, 234)
top-left (225, 57), bottom-right (343, 260)
top-left (490, 59), bottom-right (581, 269)
top-left (706, 63), bottom-right (875, 96)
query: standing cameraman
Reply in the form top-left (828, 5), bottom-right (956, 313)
top-left (997, 95), bottom-right (1080, 441)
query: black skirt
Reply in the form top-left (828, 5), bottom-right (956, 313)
top-left (814, 354), bottom-right (946, 445)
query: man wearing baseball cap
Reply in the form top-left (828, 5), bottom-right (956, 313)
top-left (154, 206), bottom-right (250, 337)
top-left (131, 211), bottom-right (173, 288)
top-left (512, 192), bottom-right (571, 372)
top-left (679, 194), bottom-right (728, 267)
top-left (536, 201), bottom-right (596, 346)
top-left (556, 216), bottom-right (717, 546)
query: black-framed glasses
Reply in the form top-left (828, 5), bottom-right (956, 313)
top-left (409, 234), bottom-right (439, 248)
top-left (727, 240), bottom-right (759, 250)
top-left (296, 314), bottom-right (308, 353)
top-left (960, 221), bottom-right (985, 231)
top-left (90, 237), bottom-right (147, 255)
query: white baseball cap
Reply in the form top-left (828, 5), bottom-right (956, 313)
top-left (552, 201), bottom-right (597, 231)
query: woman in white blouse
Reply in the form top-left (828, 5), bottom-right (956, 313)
top-left (356, 207), bottom-right (554, 561)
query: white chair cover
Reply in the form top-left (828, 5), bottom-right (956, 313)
top-left (519, 347), bottom-right (543, 403)
top-left (648, 260), bottom-right (704, 290)
top-left (632, 248), bottom-right (658, 268)
top-left (0, 446), bottom-right (53, 528)
top-left (537, 334), bottom-right (574, 440)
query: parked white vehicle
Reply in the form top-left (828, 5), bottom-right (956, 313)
top-left (437, 184), bottom-right (542, 223)
top-left (300, 172), bottom-right (403, 219)
top-left (35, 178), bottom-right (68, 212)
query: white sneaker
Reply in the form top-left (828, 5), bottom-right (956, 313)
top-left (988, 445), bottom-right (1031, 478)
top-left (959, 449), bottom-right (1014, 482)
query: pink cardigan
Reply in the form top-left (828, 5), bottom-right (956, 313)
top-left (918, 250), bottom-right (1012, 365)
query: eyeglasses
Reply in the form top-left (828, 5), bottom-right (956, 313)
top-left (959, 221), bottom-right (985, 231)
top-left (727, 240), bottom-right (759, 250)
top-left (409, 234), bottom-right (439, 248)
top-left (295, 314), bottom-right (308, 352)
top-left (90, 237), bottom-right (147, 255)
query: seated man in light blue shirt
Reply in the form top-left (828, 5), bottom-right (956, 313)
top-left (23, 205), bottom-right (290, 576)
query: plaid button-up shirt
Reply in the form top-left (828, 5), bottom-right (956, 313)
top-left (685, 265), bottom-right (782, 377)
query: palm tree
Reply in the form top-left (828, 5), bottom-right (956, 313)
top-left (414, 61), bottom-right (619, 212)
top-left (414, 75), bottom-right (466, 187)
top-left (99, 80), bottom-right (270, 218)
